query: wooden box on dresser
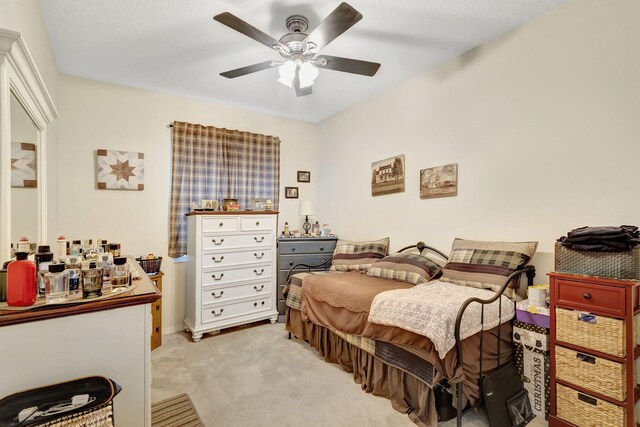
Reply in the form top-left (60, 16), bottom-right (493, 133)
top-left (549, 272), bottom-right (640, 427)
top-left (185, 212), bottom-right (279, 342)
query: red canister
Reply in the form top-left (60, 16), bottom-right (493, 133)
top-left (7, 252), bottom-right (37, 306)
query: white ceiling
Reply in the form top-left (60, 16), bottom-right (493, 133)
top-left (40, 0), bottom-right (568, 123)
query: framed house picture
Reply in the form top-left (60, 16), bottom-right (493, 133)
top-left (420, 163), bottom-right (458, 199)
top-left (371, 154), bottom-right (405, 196)
top-left (285, 187), bottom-right (299, 199)
top-left (297, 171), bottom-right (311, 183)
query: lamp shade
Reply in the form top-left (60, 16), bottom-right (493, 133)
top-left (298, 200), bottom-right (314, 216)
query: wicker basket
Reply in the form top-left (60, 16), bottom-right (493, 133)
top-left (556, 384), bottom-right (625, 427)
top-left (136, 256), bottom-right (162, 275)
top-left (554, 242), bottom-right (640, 280)
top-left (555, 345), bottom-right (626, 401)
top-left (556, 308), bottom-right (626, 357)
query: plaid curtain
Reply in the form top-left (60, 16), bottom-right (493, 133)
top-left (168, 121), bottom-right (280, 258)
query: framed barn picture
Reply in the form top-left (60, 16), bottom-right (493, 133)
top-left (371, 155), bottom-right (405, 196)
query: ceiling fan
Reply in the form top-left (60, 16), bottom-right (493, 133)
top-left (213, 2), bottom-right (381, 97)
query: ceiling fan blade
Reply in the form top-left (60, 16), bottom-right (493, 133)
top-left (293, 73), bottom-right (313, 97)
top-left (220, 61), bottom-right (275, 79)
top-left (304, 2), bottom-right (362, 51)
top-left (317, 55), bottom-right (380, 77)
top-left (214, 12), bottom-right (287, 51)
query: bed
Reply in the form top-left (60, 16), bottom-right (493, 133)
top-left (283, 240), bottom-right (536, 427)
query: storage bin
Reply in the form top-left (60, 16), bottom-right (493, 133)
top-left (556, 384), bottom-right (626, 427)
top-left (555, 345), bottom-right (626, 401)
top-left (556, 308), bottom-right (626, 357)
top-left (554, 242), bottom-right (640, 280)
top-left (136, 256), bottom-right (162, 275)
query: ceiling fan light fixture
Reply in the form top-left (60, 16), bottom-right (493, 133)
top-left (298, 62), bottom-right (319, 88)
top-left (277, 60), bottom-right (296, 87)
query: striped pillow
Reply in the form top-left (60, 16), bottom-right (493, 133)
top-left (366, 252), bottom-right (444, 285)
top-left (330, 238), bottom-right (390, 272)
top-left (440, 238), bottom-right (538, 299)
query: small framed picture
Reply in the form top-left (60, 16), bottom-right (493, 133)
top-left (251, 198), bottom-right (267, 211)
top-left (297, 171), bottom-right (311, 183)
top-left (285, 187), bottom-right (299, 199)
top-left (201, 199), bottom-right (217, 210)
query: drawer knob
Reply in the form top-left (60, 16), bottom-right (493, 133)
top-left (219, 222), bottom-right (224, 227)
top-left (320, 246), bottom-right (324, 251)
top-left (289, 261), bottom-right (293, 266)
top-left (212, 273), bottom-right (224, 281)
top-left (254, 284), bottom-right (265, 292)
top-left (261, 301), bottom-right (265, 306)
top-left (211, 308), bottom-right (224, 317)
top-left (254, 269), bottom-right (264, 276)
top-left (576, 352), bottom-right (596, 364)
top-left (212, 256), bottom-right (224, 263)
top-left (256, 221), bottom-right (260, 226)
top-left (212, 238), bottom-right (224, 246)
top-left (254, 236), bottom-right (265, 243)
top-left (291, 247), bottom-right (296, 252)
top-left (212, 290), bottom-right (224, 298)
top-left (254, 302), bottom-right (258, 307)
top-left (583, 292), bottom-right (592, 300)
top-left (254, 252), bottom-right (264, 259)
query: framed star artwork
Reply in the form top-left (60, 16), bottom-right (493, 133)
top-left (11, 142), bottom-right (37, 188)
top-left (96, 149), bottom-right (145, 190)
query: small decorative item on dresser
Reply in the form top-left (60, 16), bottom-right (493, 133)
top-left (201, 199), bottom-right (217, 210)
top-left (251, 199), bottom-right (267, 211)
top-left (221, 198), bottom-right (238, 211)
top-left (299, 200), bottom-right (314, 235)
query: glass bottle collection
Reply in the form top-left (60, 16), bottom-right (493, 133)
top-left (1, 236), bottom-right (129, 307)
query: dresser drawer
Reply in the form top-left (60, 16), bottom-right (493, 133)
top-left (555, 345), bottom-right (626, 401)
top-left (556, 308), bottom-right (628, 357)
top-left (556, 278), bottom-right (626, 317)
top-left (202, 217), bottom-right (239, 233)
top-left (240, 216), bottom-right (275, 232)
top-left (201, 296), bottom-right (272, 324)
top-left (202, 232), bottom-right (273, 251)
top-left (202, 264), bottom-right (272, 287)
top-left (556, 384), bottom-right (627, 427)
top-left (202, 249), bottom-right (273, 269)
top-left (278, 240), bottom-right (308, 254)
top-left (202, 281), bottom-right (271, 305)
top-left (305, 240), bottom-right (336, 254)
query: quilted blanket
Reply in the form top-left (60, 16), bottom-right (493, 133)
top-left (368, 280), bottom-right (515, 358)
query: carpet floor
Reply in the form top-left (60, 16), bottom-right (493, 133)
top-left (151, 322), bottom-right (547, 427)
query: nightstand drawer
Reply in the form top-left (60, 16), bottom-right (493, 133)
top-left (306, 240), bottom-right (336, 254)
top-left (278, 241), bottom-right (308, 254)
top-left (556, 278), bottom-right (625, 316)
top-left (279, 254), bottom-right (332, 270)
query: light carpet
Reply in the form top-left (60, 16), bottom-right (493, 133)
top-left (151, 322), bottom-right (547, 427)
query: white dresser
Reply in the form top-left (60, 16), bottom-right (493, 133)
top-left (185, 212), bottom-right (279, 342)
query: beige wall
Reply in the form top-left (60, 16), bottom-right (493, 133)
top-left (0, 0), bottom-right (60, 242)
top-left (316, 0), bottom-right (640, 280)
top-left (57, 75), bottom-right (318, 333)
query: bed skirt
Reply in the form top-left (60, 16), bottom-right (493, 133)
top-left (286, 308), bottom-right (439, 426)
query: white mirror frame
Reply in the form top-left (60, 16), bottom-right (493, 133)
top-left (0, 29), bottom-right (58, 261)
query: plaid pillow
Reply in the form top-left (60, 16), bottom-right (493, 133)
top-left (440, 238), bottom-right (538, 299)
top-left (330, 238), bottom-right (390, 272)
top-left (366, 252), bottom-right (444, 285)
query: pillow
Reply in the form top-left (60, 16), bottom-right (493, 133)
top-left (366, 252), bottom-right (444, 285)
top-left (440, 238), bottom-right (538, 299)
top-left (330, 237), bottom-right (390, 272)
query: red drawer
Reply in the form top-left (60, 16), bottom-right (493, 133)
top-left (556, 278), bottom-right (625, 317)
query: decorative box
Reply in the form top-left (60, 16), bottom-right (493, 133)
top-left (554, 242), bottom-right (640, 280)
top-left (513, 320), bottom-right (550, 419)
top-left (516, 299), bottom-right (550, 329)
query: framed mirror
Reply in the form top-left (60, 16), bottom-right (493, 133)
top-left (0, 28), bottom-right (58, 261)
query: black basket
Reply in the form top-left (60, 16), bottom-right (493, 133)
top-left (136, 257), bottom-right (162, 275)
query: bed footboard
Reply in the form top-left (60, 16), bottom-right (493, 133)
top-left (453, 265), bottom-right (535, 426)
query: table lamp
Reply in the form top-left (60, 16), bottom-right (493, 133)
top-left (299, 200), bottom-right (314, 235)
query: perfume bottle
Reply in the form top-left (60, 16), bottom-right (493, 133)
top-left (45, 263), bottom-right (69, 304)
top-left (110, 257), bottom-right (130, 289)
top-left (6, 252), bottom-right (37, 306)
top-left (99, 253), bottom-right (113, 293)
top-left (66, 255), bottom-right (82, 295)
top-left (70, 240), bottom-right (82, 257)
top-left (35, 245), bottom-right (54, 298)
top-left (82, 262), bottom-right (103, 299)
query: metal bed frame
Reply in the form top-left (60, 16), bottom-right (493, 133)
top-left (284, 241), bottom-right (536, 427)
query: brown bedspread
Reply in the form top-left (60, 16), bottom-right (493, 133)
top-left (298, 271), bottom-right (512, 403)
